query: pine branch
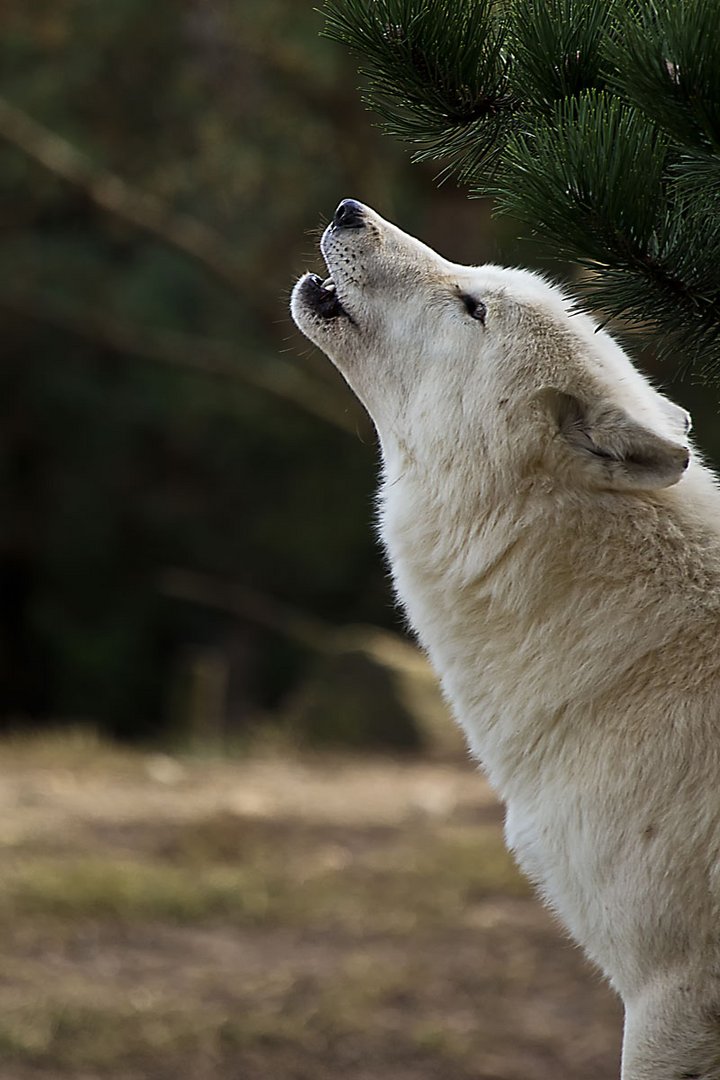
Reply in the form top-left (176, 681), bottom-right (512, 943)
top-left (324, 0), bottom-right (518, 180)
top-left (494, 95), bottom-right (672, 264)
top-left (324, 0), bottom-right (720, 375)
top-left (508, 0), bottom-right (619, 109)
top-left (609, 0), bottom-right (720, 154)
top-left (494, 93), bottom-right (720, 366)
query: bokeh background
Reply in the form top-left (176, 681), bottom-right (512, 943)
top-left (0, 2), bottom-right (714, 1078)
top-left (0, 0), bottom-right (503, 743)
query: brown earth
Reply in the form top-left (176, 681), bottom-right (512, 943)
top-left (0, 733), bottom-right (622, 1079)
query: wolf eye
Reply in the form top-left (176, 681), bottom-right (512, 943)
top-left (460, 294), bottom-right (487, 324)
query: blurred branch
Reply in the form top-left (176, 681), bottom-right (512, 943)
top-left (0, 96), bottom-right (251, 297)
top-left (159, 568), bottom-right (330, 651)
top-left (0, 289), bottom-right (363, 435)
top-left (0, 96), bottom-right (369, 434)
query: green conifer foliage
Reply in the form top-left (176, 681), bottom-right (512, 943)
top-left (324, 0), bottom-right (720, 371)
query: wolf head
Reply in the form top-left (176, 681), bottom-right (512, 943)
top-left (292, 200), bottom-right (690, 494)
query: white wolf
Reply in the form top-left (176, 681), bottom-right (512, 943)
top-left (291, 199), bottom-right (720, 1080)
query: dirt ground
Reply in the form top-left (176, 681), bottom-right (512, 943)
top-left (0, 733), bottom-right (622, 1079)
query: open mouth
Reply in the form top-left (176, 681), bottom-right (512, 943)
top-left (304, 273), bottom-right (347, 320)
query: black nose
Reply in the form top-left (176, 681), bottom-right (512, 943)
top-left (333, 199), bottom-right (365, 229)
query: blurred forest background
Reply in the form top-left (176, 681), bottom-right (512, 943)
top-left (0, 0), bottom-right (716, 746)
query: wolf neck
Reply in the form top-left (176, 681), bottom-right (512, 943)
top-left (376, 463), bottom-right (698, 798)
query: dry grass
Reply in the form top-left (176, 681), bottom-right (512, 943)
top-left (0, 730), bottom-right (622, 1079)
top-left (0, 823), bottom-right (527, 930)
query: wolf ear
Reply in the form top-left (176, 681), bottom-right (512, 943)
top-left (538, 388), bottom-right (690, 491)
top-left (657, 394), bottom-right (692, 438)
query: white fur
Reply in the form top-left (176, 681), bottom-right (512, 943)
top-left (292, 202), bottom-right (720, 1079)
